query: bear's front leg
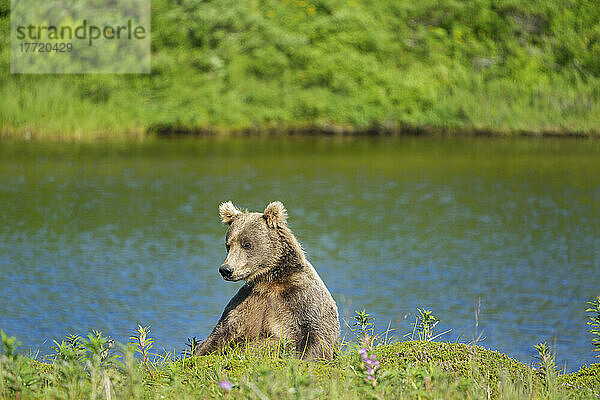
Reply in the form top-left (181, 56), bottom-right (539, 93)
top-left (196, 319), bottom-right (234, 355)
top-left (195, 284), bottom-right (255, 356)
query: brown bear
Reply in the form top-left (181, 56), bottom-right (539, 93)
top-left (196, 201), bottom-right (340, 360)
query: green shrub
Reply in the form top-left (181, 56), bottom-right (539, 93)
top-left (2, 0), bottom-right (600, 138)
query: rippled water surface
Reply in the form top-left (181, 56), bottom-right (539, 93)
top-left (1, 137), bottom-right (599, 370)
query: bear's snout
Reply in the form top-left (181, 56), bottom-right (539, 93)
top-left (219, 264), bottom-right (234, 280)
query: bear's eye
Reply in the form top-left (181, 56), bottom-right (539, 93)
top-left (225, 243), bottom-right (230, 252)
top-left (241, 242), bottom-right (252, 250)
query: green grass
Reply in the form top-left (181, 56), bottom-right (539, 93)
top-left (1, 0), bottom-right (600, 139)
top-left (559, 363), bottom-right (600, 396)
top-left (3, 298), bottom-right (600, 399)
top-left (2, 333), bottom-right (600, 399)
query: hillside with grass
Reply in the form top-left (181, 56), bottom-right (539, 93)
top-left (2, 299), bottom-right (600, 399)
top-left (1, 0), bottom-right (600, 139)
top-left (1, 326), bottom-right (600, 399)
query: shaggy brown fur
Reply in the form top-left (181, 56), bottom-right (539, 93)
top-left (196, 201), bottom-right (340, 359)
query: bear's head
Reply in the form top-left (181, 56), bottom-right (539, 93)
top-left (217, 201), bottom-right (304, 283)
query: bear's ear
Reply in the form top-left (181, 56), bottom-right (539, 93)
top-left (263, 201), bottom-right (288, 228)
top-left (219, 201), bottom-right (242, 225)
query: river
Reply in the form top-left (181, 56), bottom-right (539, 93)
top-left (0, 137), bottom-right (598, 370)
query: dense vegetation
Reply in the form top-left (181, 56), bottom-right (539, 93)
top-left (1, 0), bottom-right (600, 139)
top-left (1, 330), bottom-right (600, 399)
top-left (2, 300), bottom-right (600, 399)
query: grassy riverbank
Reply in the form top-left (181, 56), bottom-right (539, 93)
top-left (3, 298), bottom-right (600, 398)
top-left (3, 296), bottom-right (600, 400)
top-left (1, 336), bottom-right (599, 399)
top-left (1, 0), bottom-right (600, 139)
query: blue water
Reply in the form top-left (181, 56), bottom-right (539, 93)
top-left (0, 137), bottom-right (599, 371)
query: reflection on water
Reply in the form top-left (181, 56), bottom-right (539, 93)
top-left (0, 137), bottom-right (599, 370)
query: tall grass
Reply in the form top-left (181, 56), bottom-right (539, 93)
top-left (1, 302), bottom-right (600, 399)
top-left (1, 0), bottom-right (600, 138)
